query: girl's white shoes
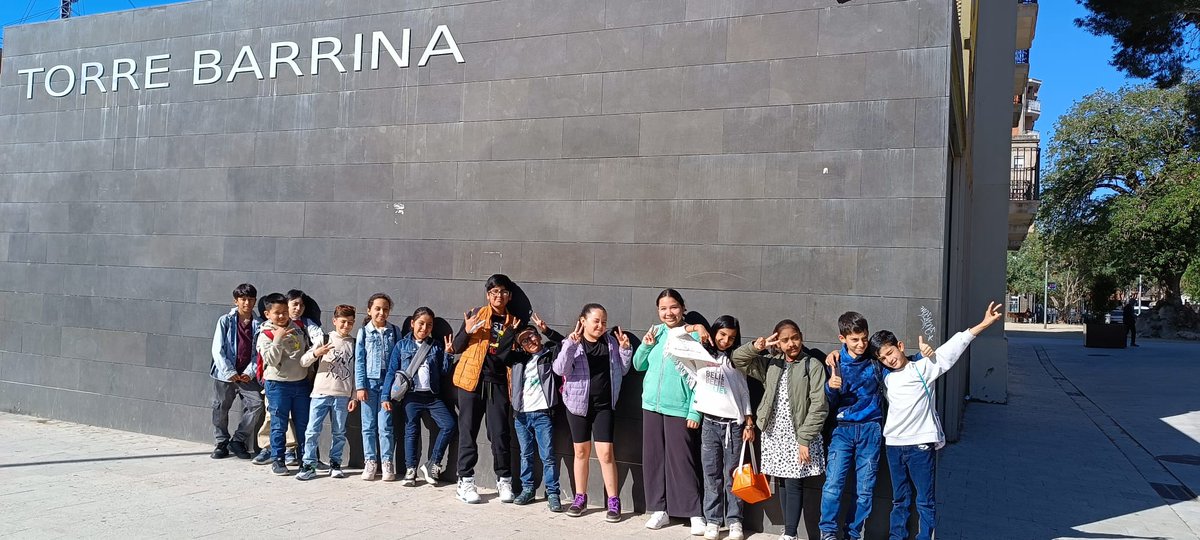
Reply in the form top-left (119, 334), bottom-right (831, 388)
top-left (644, 511), bottom-right (669, 529)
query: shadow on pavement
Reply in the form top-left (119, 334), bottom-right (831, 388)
top-left (0, 451), bottom-right (211, 469)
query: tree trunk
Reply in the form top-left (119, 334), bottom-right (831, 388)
top-left (1161, 273), bottom-right (1183, 305)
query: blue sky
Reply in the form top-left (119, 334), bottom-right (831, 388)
top-left (0, 0), bottom-right (184, 48)
top-left (1, 0), bottom-right (1149, 150)
top-left (1029, 0), bottom-right (1150, 149)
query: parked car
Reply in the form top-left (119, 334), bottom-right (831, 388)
top-left (1106, 309), bottom-right (1123, 325)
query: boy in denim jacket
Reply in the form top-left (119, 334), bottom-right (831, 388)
top-left (209, 283), bottom-right (264, 460)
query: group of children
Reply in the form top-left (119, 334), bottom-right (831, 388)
top-left (209, 274), bottom-right (1003, 540)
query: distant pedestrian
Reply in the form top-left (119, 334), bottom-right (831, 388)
top-left (1123, 299), bottom-right (1138, 347)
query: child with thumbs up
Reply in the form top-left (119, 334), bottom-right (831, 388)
top-left (870, 301), bottom-right (1003, 540)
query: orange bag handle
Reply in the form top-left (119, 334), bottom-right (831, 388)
top-left (738, 439), bottom-right (771, 497)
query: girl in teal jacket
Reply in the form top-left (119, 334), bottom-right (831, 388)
top-left (633, 289), bottom-right (710, 535)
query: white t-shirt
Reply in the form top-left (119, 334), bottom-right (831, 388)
top-left (414, 360), bottom-right (432, 392)
top-left (883, 330), bottom-right (975, 449)
top-left (520, 354), bottom-right (550, 412)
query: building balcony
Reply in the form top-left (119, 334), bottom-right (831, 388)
top-left (1027, 98), bottom-right (1040, 118)
top-left (1014, 49), bottom-right (1030, 95)
top-left (1009, 144), bottom-right (1040, 249)
top-left (1016, 0), bottom-right (1038, 50)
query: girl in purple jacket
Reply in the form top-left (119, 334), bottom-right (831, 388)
top-left (552, 303), bottom-right (633, 522)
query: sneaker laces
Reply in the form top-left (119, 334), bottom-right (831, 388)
top-left (607, 497), bottom-right (620, 513)
top-left (572, 494), bottom-right (587, 508)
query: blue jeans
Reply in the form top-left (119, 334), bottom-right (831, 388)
top-left (358, 378), bottom-right (394, 462)
top-left (700, 416), bottom-right (743, 526)
top-left (514, 409), bottom-right (559, 495)
top-left (887, 444), bottom-right (936, 540)
top-left (402, 391), bottom-right (457, 469)
top-left (819, 421), bottom-right (882, 539)
top-left (303, 395), bottom-right (349, 466)
top-left (264, 380), bottom-right (311, 461)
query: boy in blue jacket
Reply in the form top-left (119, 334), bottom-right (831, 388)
top-left (209, 283), bottom-right (264, 460)
top-left (819, 312), bottom-right (884, 540)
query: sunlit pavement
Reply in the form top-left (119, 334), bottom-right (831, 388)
top-left (938, 326), bottom-right (1200, 539)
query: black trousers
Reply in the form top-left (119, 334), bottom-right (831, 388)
top-left (456, 381), bottom-right (512, 478)
top-left (642, 410), bottom-right (702, 517)
top-left (780, 477), bottom-right (805, 537)
top-left (1126, 323), bottom-right (1137, 345)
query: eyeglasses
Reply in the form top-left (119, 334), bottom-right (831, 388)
top-left (519, 333), bottom-right (540, 345)
top-left (487, 290), bottom-right (512, 298)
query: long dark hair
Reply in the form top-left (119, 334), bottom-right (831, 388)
top-left (708, 315), bottom-right (741, 354)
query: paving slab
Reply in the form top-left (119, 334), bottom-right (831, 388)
top-left (939, 328), bottom-right (1200, 540)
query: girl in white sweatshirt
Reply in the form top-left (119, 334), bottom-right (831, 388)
top-left (871, 301), bottom-right (1003, 540)
top-left (673, 316), bottom-right (753, 540)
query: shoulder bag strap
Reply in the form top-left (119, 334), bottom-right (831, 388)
top-left (404, 341), bottom-right (433, 379)
top-left (913, 366), bottom-right (943, 435)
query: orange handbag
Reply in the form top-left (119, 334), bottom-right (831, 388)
top-left (731, 439), bottom-right (772, 504)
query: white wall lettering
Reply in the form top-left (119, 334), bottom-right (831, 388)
top-left (16, 26), bottom-right (465, 99)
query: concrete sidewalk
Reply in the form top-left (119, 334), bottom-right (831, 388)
top-left (0, 415), bottom-right (696, 539)
top-left (5, 328), bottom-right (1199, 539)
top-left (938, 330), bottom-right (1200, 539)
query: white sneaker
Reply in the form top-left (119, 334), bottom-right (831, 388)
top-left (361, 460), bottom-right (378, 481)
top-left (497, 476), bottom-right (515, 503)
top-left (457, 476), bottom-right (481, 504)
top-left (420, 462), bottom-right (442, 485)
top-left (778, 535), bottom-right (796, 540)
top-left (400, 467), bottom-right (417, 486)
top-left (645, 511), bottom-right (669, 530)
top-left (382, 460), bottom-right (397, 482)
top-left (704, 523), bottom-right (720, 539)
top-left (690, 517), bottom-right (706, 536)
top-left (728, 522), bottom-right (744, 540)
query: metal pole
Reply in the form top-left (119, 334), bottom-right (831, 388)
top-left (1043, 260), bottom-right (1049, 328)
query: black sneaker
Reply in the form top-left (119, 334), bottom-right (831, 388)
top-left (513, 489), bottom-right (535, 505)
top-left (605, 496), bottom-right (621, 523)
top-left (228, 441), bottom-right (252, 460)
top-left (284, 450), bottom-right (299, 466)
top-left (271, 459), bottom-right (289, 476)
top-left (295, 464), bottom-right (318, 481)
top-left (210, 443), bottom-right (229, 459)
top-left (565, 493), bottom-right (587, 517)
top-left (547, 493), bottom-right (564, 513)
top-left (252, 448), bottom-right (272, 465)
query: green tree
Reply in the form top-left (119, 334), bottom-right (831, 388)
top-left (1077, 0), bottom-right (1200, 87)
top-left (1008, 229), bottom-right (1089, 318)
top-left (1184, 259), bottom-right (1200, 300)
top-left (1039, 83), bottom-right (1200, 304)
top-left (1007, 241), bottom-right (1043, 298)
